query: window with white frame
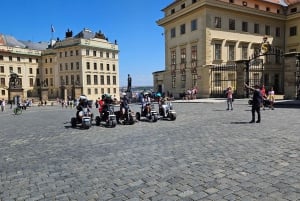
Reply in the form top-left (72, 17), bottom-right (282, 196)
top-left (229, 19), bottom-right (235, 30)
top-left (171, 50), bottom-right (176, 70)
top-left (87, 75), bottom-right (91, 85)
top-left (214, 44), bottom-right (221, 60)
top-left (107, 76), bottom-right (110, 85)
top-left (191, 19), bottom-right (197, 31)
top-left (171, 28), bottom-right (176, 38)
top-left (181, 74), bottom-right (186, 89)
top-left (191, 45), bottom-right (197, 68)
top-left (172, 76), bottom-right (176, 88)
top-left (94, 75), bottom-right (98, 85)
top-left (228, 44), bottom-right (235, 61)
top-left (241, 45), bottom-right (248, 60)
top-left (276, 27), bottom-right (281, 37)
top-left (214, 17), bottom-right (221, 28)
top-left (242, 21), bottom-right (248, 32)
top-left (290, 26), bottom-right (297, 36)
top-left (254, 23), bottom-right (259, 34)
top-left (180, 24), bottom-right (186, 35)
top-left (180, 48), bottom-right (186, 64)
top-left (265, 25), bottom-right (270, 35)
top-left (100, 75), bottom-right (104, 85)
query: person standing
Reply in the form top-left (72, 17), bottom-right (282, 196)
top-left (225, 86), bottom-right (233, 110)
top-left (1, 99), bottom-right (5, 112)
top-left (260, 85), bottom-right (267, 110)
top-left (268, 87), bottom-right (275, 110)
top-left (245, 83), bottom-right (262, 123)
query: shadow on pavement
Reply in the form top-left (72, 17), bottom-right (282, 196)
top-left (274, 100), bottom-right (300, 109)
top-left (230, 121), bottom-right (250, 124)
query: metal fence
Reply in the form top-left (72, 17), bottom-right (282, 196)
top-left (210, 64), bottom-right (237, 97)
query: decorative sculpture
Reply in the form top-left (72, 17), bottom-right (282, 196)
top-left (9, 72), bottom-right (21, 88)
top-left (127, 74), bottom-right (132, 92)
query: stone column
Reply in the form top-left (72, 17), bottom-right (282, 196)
top-left (235, 61), bottom-right (247, 98)
top-left (284, 53), bottom-right (299, 99)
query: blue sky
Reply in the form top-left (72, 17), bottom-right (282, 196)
top-left (0, 0), bottom-right (173, 87)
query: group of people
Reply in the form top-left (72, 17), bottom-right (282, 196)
top-left (183, 87), bottom-right (198, 100)
top-left (225, 84), bottom-right (276, 123)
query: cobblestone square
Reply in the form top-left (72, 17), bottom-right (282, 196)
top-left (0, 100), bottom-right (299, 201)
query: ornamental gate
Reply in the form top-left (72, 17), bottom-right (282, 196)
top-left (210, 39), bottom-right (283, 98)
top-left (210, 60), bottom-right (265, 98)
top-left (210, 64), bottom-right (237, 98)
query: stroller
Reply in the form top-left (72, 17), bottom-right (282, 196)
top-left (248, 95), bottom-right (271, 108)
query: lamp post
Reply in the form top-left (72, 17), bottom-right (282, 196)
top-left (296, 54), bottom-right (300, 99)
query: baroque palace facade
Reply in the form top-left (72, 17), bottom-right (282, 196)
top-left (154, 0), bottom-right (300, 99)
top-left (0, 28), bottom-right (119, 102)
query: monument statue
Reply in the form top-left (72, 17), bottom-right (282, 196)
top-left (127, 74), bottom-right (132, 92)
top-left (9, 72), bottom-right (21, 88)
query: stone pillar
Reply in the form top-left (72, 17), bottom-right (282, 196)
top-left (73, 86), bottom-right (82, 100)
top-left (60, 86), bottom-right (68, 101)
top-left (284, 53), bottom-right (299, 99)
top-left (236, 63), bottom-right (246, 98)
top-left (40, 87), bottom-right (49, 102)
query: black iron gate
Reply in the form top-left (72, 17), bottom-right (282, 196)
top-left (210, 60), bottom-right (265, 98)
top-left (210, 64), bottom-right (237, 97)
top-left (246, 59), bottom-right (264, 87)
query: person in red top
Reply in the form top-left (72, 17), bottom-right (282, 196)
top-left (98, 95), bottom-right (105, 114)
top-left (260, 85), bottom-right (267, 110)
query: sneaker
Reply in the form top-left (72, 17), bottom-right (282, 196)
top-left (249, 120), bottom-right (255, 123)
top-left (256, 120), bottom-right (260, 123)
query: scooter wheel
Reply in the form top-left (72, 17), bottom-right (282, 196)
top-left (136, 112), bottom-right (141, 121)
top-left (71, 117), bottom-right (77, 128)
top-left (95, 116), bottom-right (101, 126)
top-left (152, 114), bottom-right (158, 122)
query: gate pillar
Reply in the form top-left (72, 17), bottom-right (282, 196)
top-left (236, 61), bottom-right (248, 98)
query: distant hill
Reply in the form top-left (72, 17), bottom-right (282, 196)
top-left (120, 86), bottom-right (153, 92)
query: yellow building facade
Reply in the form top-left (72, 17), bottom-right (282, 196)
top-left (154, 0), bottom-right (300, 99)
top-left (0, 28), bottom-right (119, 103)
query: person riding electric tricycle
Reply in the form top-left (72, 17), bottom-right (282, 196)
top-left (95, 94), bottom-right (117, 127)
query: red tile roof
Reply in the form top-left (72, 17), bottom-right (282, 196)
top-left (284, 0), bottom-right (300, 5)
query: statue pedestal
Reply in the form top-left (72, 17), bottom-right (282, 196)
top-left (8, 88), bottom-right (24, 104)
top-left (126, 91), bottom-right (132, 103)
top-left (73, 86), bottom-right (82, 100)
top-left (40, 87), bottom-right (49, 101)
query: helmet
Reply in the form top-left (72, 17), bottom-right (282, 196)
top-left (122, 92), bottom-right (126, 96)
top-left (79, 95), bottom-right (87, 101)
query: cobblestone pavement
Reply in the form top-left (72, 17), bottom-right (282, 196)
top-left (0, 100), bottom-right (300, 201)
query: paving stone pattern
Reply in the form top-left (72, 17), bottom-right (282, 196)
top-left (0, 100), bottom-right (300, 201)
